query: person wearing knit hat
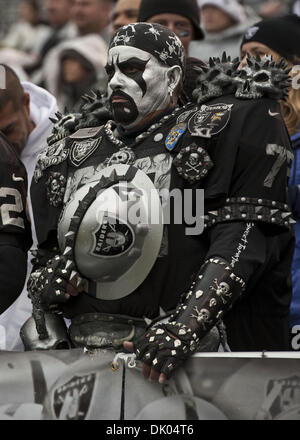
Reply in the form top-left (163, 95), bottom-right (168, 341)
top-left (240, 13), bottom-right (300, 63)
top-left (240, 14), bottom-right (300, 346)
top-left (137, 0), bottom-right (204, 54)
top-left (189, 0), bottom-right (257, 62)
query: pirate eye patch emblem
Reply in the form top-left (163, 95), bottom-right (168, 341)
top-left (188, 103), bottom-right (233, 138)
top-left (165, 123), bottom-right (187, 151)
top-left (173, 143), bottom-right (214, 184)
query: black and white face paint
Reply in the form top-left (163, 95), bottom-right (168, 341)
top-left (106, 46), bottom-right (181, 130)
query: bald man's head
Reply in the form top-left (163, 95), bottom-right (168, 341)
top-left (0, 65), bottom-right (34, 155)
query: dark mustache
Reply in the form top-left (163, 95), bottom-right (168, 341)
top-left (110, 90), bottom-right (132, 103)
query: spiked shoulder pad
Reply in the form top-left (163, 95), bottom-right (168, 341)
top-left (193, 52), bottom-right (291, 104)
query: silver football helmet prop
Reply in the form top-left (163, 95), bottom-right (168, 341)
top-left (20, 314), bottom-right (72, 351)
top-left (58, 165), bottom-right (164, 300)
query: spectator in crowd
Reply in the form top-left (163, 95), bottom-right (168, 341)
top-left (258, 0), bottom-right (289, 18)
top-left (1, 0), bottom-right (50, 54)
top-left (292, 0), bottom-right (300, 15)
top-left (111, 0), bottom-right (142, 34)
top-left (240, 14), bottom-right (300, 345)
top-left (0, 65), bottom-right (58, 350)
top-left (137, 0), bottom-right (204, 55)
top-left (137, 0), bottom-right (206, 102)
top-left (45, 35), bottom-right (108, 111)
top-left (190, 0), bottom-right (257, 62)
top-left (0, 133), bottom-right (31, 318)
top-left (26, 0), bottom-right (76, 81)
top-left (72, 0), bottom-right (114, 43)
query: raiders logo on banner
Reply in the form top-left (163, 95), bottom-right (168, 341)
top-left (188, 103), bottom-right (233, 139)
top-left (70, 137), bottom-right (102, 167)
top-left (53, 373), bottom-right (96, 420)
top-left (255, 375), bottom-right (300, 420)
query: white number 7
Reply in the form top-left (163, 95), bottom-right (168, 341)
top-left (264, 144), bottom-right (293, 188)
top-left (0, 187), bottom-right (25, 229)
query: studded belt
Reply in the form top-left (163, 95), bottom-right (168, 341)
top-left (69, 312), bottom-right (148, 350)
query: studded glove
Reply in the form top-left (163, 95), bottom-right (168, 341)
top-left (28, 254), bottom-right (85, 311)
top-left (134, 322), bottom-right (200, 379)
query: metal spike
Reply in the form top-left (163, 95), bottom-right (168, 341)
top-left (55, 111), bottom-right (63, 119)
top-left (282, 212), bottom-right (291, 219)
top-left (159, 307), bottom-right (167, 317)
top-left (209, 57), bottom-right (215, 67)
top-left (109, 169), bottom-right (118, 182)
top-left (65, 260), bottom-right (73, 270)
top-left (247, 58), bottom-right (253, 67)
top-left (76, 277), bottom-right (83, 287)
top-left (88, 186), bottom-right (98, 197)
top-left (65, 231), bottom-right (75, 237)
top-left (86, 94), bottom-right (94, 102)
top-left (221, 51), bottom-right (227, 63)
top-left (63, 246), bottom-right (72, 256)
top-left (70, 270), bottom-right (77, 281)
top-left (143, 317), bottom-right (152, 326)
top-left (49, 117), bottom-right (58, 124)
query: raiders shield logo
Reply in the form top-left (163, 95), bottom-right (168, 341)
top-left (53, 373), bottom-right (96, 420)
top-left (188, 103), bottom-right (233, 138)
top-left (70, 137), bottom-right (102, 167)
top-left (91, 214), bottom-right (134, 257)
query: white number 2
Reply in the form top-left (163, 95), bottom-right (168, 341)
top-left (0, 187), bottom-right (25, 229)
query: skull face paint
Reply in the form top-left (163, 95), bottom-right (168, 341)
top-left (106, 46), bottom-right (174, 130)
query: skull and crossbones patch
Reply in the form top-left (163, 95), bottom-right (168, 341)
top-left (173, 143), bottom-right (214, 183)
top-left (210, 278), bottom-right (232, 304)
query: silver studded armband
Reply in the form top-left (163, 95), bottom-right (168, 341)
top-left (204, 197), bottom-right (293, 231)
top-left (171, 257), bottom-right (245, 340)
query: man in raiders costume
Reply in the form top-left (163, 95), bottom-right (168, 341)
top-left (25, 23), bottom-right (294, 384)
top-left (0, 132), bottom-right (31, 313)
